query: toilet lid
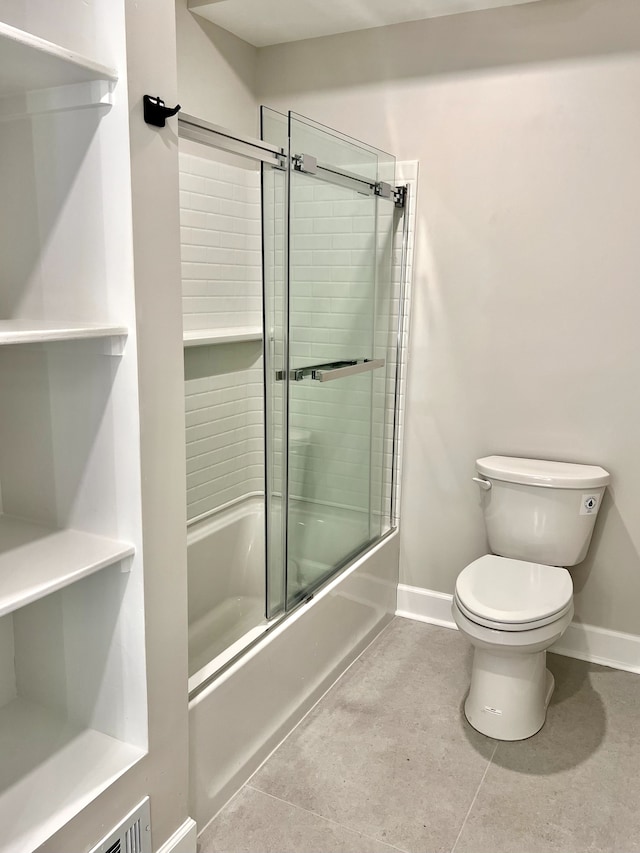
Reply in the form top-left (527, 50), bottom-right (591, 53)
top-left (455, 555), bottom-right (573, 626)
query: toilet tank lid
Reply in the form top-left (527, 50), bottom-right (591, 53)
top-left (476, 456), bottom-right (611, 489)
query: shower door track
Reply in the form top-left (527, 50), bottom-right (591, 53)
top-left (178, 113), bottom-right (406, 207)
top-left (292, 153), bottom-right (405, 207)
top-left (178, 112), bottom-right (286, 166)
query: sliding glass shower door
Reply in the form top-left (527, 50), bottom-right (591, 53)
top-left (262, 109), bottom-right (400, 617)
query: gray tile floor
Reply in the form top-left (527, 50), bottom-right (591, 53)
top-left (198, 618), bottom-right (640, 853)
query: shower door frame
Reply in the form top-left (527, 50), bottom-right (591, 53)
top-left (262, 108), bottom-right (409, 620)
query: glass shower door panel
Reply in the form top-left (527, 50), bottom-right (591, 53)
top-left (286, 113), bottom-right (391, 608)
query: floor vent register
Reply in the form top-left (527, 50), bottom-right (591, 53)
top-left (88, 797), bottom-right (152, 853)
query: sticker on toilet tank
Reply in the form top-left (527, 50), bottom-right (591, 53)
top-left (483, 706), bottom-right (503, 716)
top-left (580, 494), bottom-right (600, 515)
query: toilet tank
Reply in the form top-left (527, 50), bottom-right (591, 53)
top-left (475, 456), bottom-right (611, 566)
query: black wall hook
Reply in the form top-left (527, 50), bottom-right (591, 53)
top-left (143, 95), bottom-right (181, 128)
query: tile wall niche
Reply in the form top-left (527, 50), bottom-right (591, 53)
top-left (179, 150), bottom-right (264, 521)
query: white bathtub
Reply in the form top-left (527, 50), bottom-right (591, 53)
top-left (187, 497), bottom-right (267, 692)
top-left (188, 504), bottom-right (399, 834)
top-left (187, 495), bottom-right (385, 691)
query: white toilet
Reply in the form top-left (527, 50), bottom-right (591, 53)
top-left (453, 455), bottom-right (610, 741)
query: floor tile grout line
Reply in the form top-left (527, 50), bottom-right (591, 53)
top-left (450, 741), bottom-right (499, 853)
top-left (246, 784), bottom-right (412, 853)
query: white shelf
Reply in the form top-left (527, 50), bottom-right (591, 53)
top-left (183, 326), bottom-right (263, 347)
top-left (0, 320), bottom-right (127, 346)
top-left (0, 21), bottom-right (117, 99)
top-left (0, 697), bottom-right (144, 853)
top-left (0, 515), bottom-right (134, 618)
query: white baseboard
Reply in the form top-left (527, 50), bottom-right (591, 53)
top-left (396, 583), bottom-right (640, 675)
top-left (397, 584), bottom-right (456, 629)
top-left (157, 818), bottom-right (197, 853)
top-left (552, 622), bottom-right (640, 674)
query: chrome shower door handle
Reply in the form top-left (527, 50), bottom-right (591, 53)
top-left (312, 358), bottom-right (385, 382)
top-left (276, 358), bottom-right (385, 382)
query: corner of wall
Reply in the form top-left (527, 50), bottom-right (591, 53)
top-left (175, 0), bottom-right (260, 133)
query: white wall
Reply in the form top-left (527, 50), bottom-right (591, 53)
top-left (256, 0), bottom-right (640, 635)
top-left (175, 0), bottom-right (258, 134)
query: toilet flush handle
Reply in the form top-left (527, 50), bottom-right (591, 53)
top-left (472, 477), bottom-right (492, 491)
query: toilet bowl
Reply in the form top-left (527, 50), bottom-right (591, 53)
top-left (454, 455), bottom-right (610, 741)
top-left (452, 555), bottom-right (574, 740)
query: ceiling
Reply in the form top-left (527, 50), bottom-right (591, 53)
top-left (188, 0), bottom-right (544, 47)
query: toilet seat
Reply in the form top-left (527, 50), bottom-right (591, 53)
top-left (455, 555), bottom-right (573, 632)
top-left (454, 591), bottom-right (573, 631)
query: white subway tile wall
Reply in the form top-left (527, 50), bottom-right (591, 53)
top-left (179, 153), bottom-right (262, 332)
top-left (179, 152), bottom-right (264, 521)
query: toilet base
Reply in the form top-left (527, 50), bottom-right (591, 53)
top-left (464, 648), bottom-right (555, 741)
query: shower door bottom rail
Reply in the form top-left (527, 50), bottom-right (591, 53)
top-left (276, 358), bottom-right (385, 383)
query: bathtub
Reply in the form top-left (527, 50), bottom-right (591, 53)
top-left (187, 497), bottom-right (267, 693)
top-left (188, 495), bottom-right (399, 833)
top-left (187, 496), bottom-right (388, 691)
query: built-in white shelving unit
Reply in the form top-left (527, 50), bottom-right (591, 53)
top-left (0, 698), bottom-right (144, 853)
top-left (183, 326), bottom-right (262, 346)
top-left (0, 319), bottom-right (127, 345)
top-left (0, 21), bottom-right (117, 117)
top-left (0, 8), bottom-right (147, 852)
top-left (0, 515), bottom-right (134, 617)
top-left (0, 20), bottom-right (117, 97)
